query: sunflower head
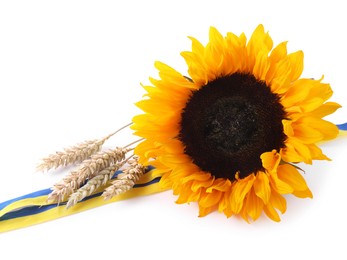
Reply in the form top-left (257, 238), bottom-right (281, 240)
top-left (132, 25), bottom-right (341, 222)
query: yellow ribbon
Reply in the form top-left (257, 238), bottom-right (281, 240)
top-left (0, 171), bottom-right (167, 233)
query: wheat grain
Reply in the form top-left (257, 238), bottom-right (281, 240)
top-left (66, 163), bottom-right (124, 209)
top-left (47, 147), bottom-right (130, 203)
top-left (102, 156), bottom-right (145, 200)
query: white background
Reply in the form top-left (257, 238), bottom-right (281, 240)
top-left (1, 0), bottom-right (347, 259)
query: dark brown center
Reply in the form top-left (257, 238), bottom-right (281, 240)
top-left (179, 73), bottom-right (287, 181)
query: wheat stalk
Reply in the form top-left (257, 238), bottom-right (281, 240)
top-left (102, 156), bottom-right (145, 200)
top-left (66, 163), bottom-right (124, 209)
top-left (47, 147), bottom-right (130, 203)
top-left (36, 123), bottom-right (132, 172)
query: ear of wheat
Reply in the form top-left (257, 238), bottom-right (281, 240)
top-left (66, 163), bottom-right (124, 209)
top-left (36, 123), bottom-right (132, 172)
top-left (47, 147), bottom-right (130, 203)
top-left (102, 156), bottom-right (145, 200)
top-left (36, 138), bottom-right (107, 172)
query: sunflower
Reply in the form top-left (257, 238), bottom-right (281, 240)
top-left (131, 25), bottom-right (340, 222)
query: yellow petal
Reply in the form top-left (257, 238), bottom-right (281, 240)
top-left (162, 139), bottom-right (185, 154)
top-left (266, 41), bottom-right (288, 83)
top-left (191, 178), bottom-right (215, 192)
top-left (253, 50), bottom-right (270, 81)
top-left (223, 198), bottom-right (234, 217)
top-left (292, 123), bottom-right (324, 143)
top-left (188, 36), bottom-right (205, 56)
top-left (155, 61), bottom-right (183, 79)
top-left (261, 150), bottom-right (281, 173)
top-left (268, 58), bottom-right (292, 94)
top-left (263, 203), bottom-right (281, 222)
top-left (248, 24), bottom-right (273, 51)
top-left (246, 24), bottom-right (273, 71)
top-left (181, 51), bottom-right (208, 85)
top-left (269, 41), bottom-right (288, 63)
top-left (199, 190), bottom-right (223, 208)
top-left (230, 174), bottom-right (256, 213)
top-left (293, 189), bottom-right (313, 198)
top-left (287, 51), bottom-right (304, 81)
top-left (168, 164), bottom-right (198, 181)
top-left (198, 205), bottom-right (215, 217)
top-left (283, 79), bottom-right (334, 114)
top-left (176, 182), bottom-right (196, 203)
top-left (133, 140), bottom-right (160, 163)
top-left (271, 75), bottom-right (291, 95)
top-left (225, 32), bottom-right (248, 72)
top-left (287, 138), bottom-right (313, 164)
top-left (150, 167), bottom-right (171, 179)
top-left (281, 79), bottom-right (312, 107)
top-left (270, 191), bottom-right (287, 214)
top-left (277, 164), bottom-right (310, 192)
top-left (160, 154), bottom-right (193, 168)
top-left (307, 81), bottom-right (333, 102)
top-left (181, 172), bottom-right (212, 184)
top-left (218, 190), bottom-right (231, 213)
top-left (253, 172), bottom-right (271, 204)
top-left (297, 117), bottom-right (339, 140)
top-left (263, 191), bottom-right (286, 222)
top-left (270, 175), bottom-right (294, 194)
top-left (308, 102), bottom-right (341, 118)
top-left (282, 119), bottom-right (294, 137)
top-left (307, 144), bottom-right (330, 161)
top-left (206, 178), bottom-right (231, 193)
top-left (269, 172), bottom-right (294, 194)
top-left (298, 97), bottom-right (325, 113)
top-left (204, 27), bottom-right (227, 77)
top-left (280, 142), bottom-right (305, 163)
top-left (242, 188), bottom-right (264, 221)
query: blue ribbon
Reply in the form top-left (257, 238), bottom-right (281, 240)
top-left (337, 123), bottom-right (347, 131)
top-left (0, 177), bottom-right (161, 222)
top-left (0, 166), bottom-right (157, 223)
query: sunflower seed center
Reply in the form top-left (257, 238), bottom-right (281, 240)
top-left (179, 73), bottom-right (287, 180)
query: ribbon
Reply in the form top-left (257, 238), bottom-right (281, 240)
top-left (337, 123), bottom-right (347, 131)
top-left (0, 168), bottom-right (167, 233)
